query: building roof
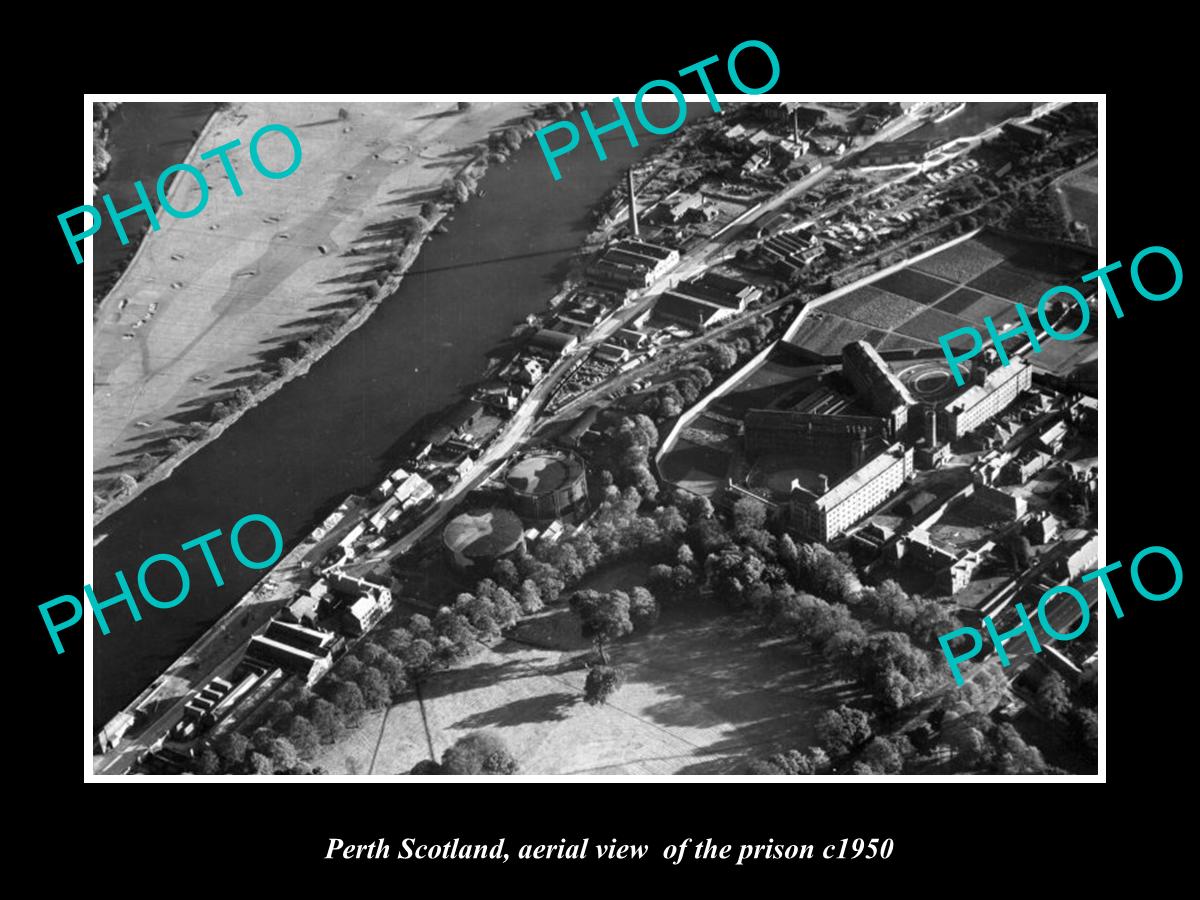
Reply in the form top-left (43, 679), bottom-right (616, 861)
top-left (442, 508), bottom-right (525, 558)
top-left (531, 329), bottom-right (577, 353)
top-left (506, 452), bottom-right (584, 495)
top-left (808, 445), bottom-right (908, 510)
top-left (674, 272), bottom-right (762, 309)
top-left (612, 238), bottom-right (675, 262)
top-left (652, 291), bottom-right (724, 327)
top-left (944, 358), bottom-right (1030, 414)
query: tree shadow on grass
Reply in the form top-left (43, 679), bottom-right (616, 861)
top-left (451, 692), bottom-right (578, 729)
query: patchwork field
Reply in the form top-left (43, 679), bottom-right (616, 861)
top-left (310, 600), bottom-right (853, 775)
top-left (874, 268), bottom-right (958, 305)
top-left (832, 285), bottom-right (928, 330)
top-left (788, 313), bottom-right (887, 356)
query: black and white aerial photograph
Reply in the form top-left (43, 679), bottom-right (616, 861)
top-left (84, 96), bottom-right (1101, 779)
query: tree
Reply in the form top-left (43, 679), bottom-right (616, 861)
top-left (356, 666), bottom-right (391, 710)
top-left (711, 343), bottom-right (738, 371)
top-left (629, 587), bottom-right (659, 631)
top-left (337, 655), bottom-right (364, 680)
top-left (991, 723), bottom-right (1047, 775)
top-left (248, 752), bottom-right (274, 775)
top-left (269, 737), bottom-right (300, 773)
top-left (408, 614), bottom-right (436, 643)
top-left (569, 590), bottom-right (634, 664)
top-left (379, 655), bottom-right (409, 698)
top-left (357, 641), bottom-right (388, 667)
top-left (441, 731), bottom-right (519, 775)
top-left (493, 558), bottom-right (520, 589)
top-left (1036, 672), bottom-right (1073, 723)
top-left (308, 698), bottom-right (345, 744)
top-left (411, 759), bottom-right (442, 775)
top-left (815, 705), bottom-right (873, 759)
top-left (584, 665), bottom-right (623, 705)
top-left (860, 736), bottom-right (904, 774)
top-left (289, 716), bottom-right (320, 760)
top-left (331, 682), bottom-right (366, 728)
top-left (732, 497), bottom-right (768, 533)
top-left (518, 579), bottom-right (544, 615)
top-left (215, 732), bottom-right (250, 771)
top-left (198, 748), bottom-right (222, 775)
top-left (402, 638), bottom-right (436, 678)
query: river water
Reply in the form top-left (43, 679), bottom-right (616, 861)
top-left (92, 106), bottom-right (670, 723)
top-left (902, 101), bottom-right (1035, 144)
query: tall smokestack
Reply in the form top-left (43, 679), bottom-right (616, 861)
top-left (793, 109), bottom-right (799, 144)
top-left (627, 168), bottom-right (639, 238)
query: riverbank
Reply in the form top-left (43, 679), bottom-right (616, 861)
top-left (92, 102), bottom-right (119, 184)
top-left (93, 102), bottom-right (565, 525)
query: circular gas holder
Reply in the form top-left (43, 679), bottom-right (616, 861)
top-left (895, 360), bottom-right (969, 403)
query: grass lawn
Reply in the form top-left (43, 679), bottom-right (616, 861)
top-left (313, 598), bottom-right (855, 775)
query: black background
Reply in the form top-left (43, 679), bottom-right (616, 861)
top-left (21, 16), bottom-right (1192, 887)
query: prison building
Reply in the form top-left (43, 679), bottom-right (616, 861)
top-left (841, 339), bottom-right (915, 434)
top-left (938, 358), bottom-right (1032, 441)
top-left (744, 409), bottom-right (890, 472)
top-left (789, 444), bottom-right (915, 542)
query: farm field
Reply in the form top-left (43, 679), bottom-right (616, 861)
top-left (874, 267), bottom-right (958, 305)
top-left (830, 285), bottom-right (928, 330)
top-left (789, 313), bottom-right (887, 356)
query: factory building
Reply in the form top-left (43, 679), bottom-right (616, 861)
top-left (938, 358), bottom-right (1032, 440)
top-left (842, 339), bottom-right (914, 435)
top-left (528, 329), bottom-right (578, 359)
top-left (505, 449), bottom-right (590, 524)
top-left (587, 239), bottom-right (679, 289)
top-left (789, 444), bottom-right (914, 542)
top-left (442, 508), bottom-right (527, 572)
top-left (745, 409), bottom-right (890, 473)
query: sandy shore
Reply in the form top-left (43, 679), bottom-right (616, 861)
top-left (93, 101), bottom-right (531, 513)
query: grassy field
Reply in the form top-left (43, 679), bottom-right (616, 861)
top-left (311, 599), bottom-right (852, 775)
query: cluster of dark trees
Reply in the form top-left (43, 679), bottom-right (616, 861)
top-left (410, 731), bottom-right (519, 775)
top-left (1035, 669), bottom-right (1098, 760)
top-left (631, 316), bottom-right (777, 427)
top-left (198, 727), bottom-right (328, 775)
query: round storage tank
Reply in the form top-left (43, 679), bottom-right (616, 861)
top-left (505, 450), bottom-right (589, 524)
top-left (441, 508), bottom-right (526, 572)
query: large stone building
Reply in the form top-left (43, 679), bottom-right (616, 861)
top-left (789, 444), bottom-right (915, 542)
top-left (938, 358), bottom-right (1032, 441)
top-left (745, 409), bottom-right (889, 473)
top-left (842, 339), bottom-right (915, 435)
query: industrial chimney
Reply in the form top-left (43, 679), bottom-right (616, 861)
top-left (627, 168), bottom-right (639, 238)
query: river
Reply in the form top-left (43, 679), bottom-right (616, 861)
top-left (902, 101), bottom-right (1035, 144)
top-left (92, 107), bottom-right (671, 723)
